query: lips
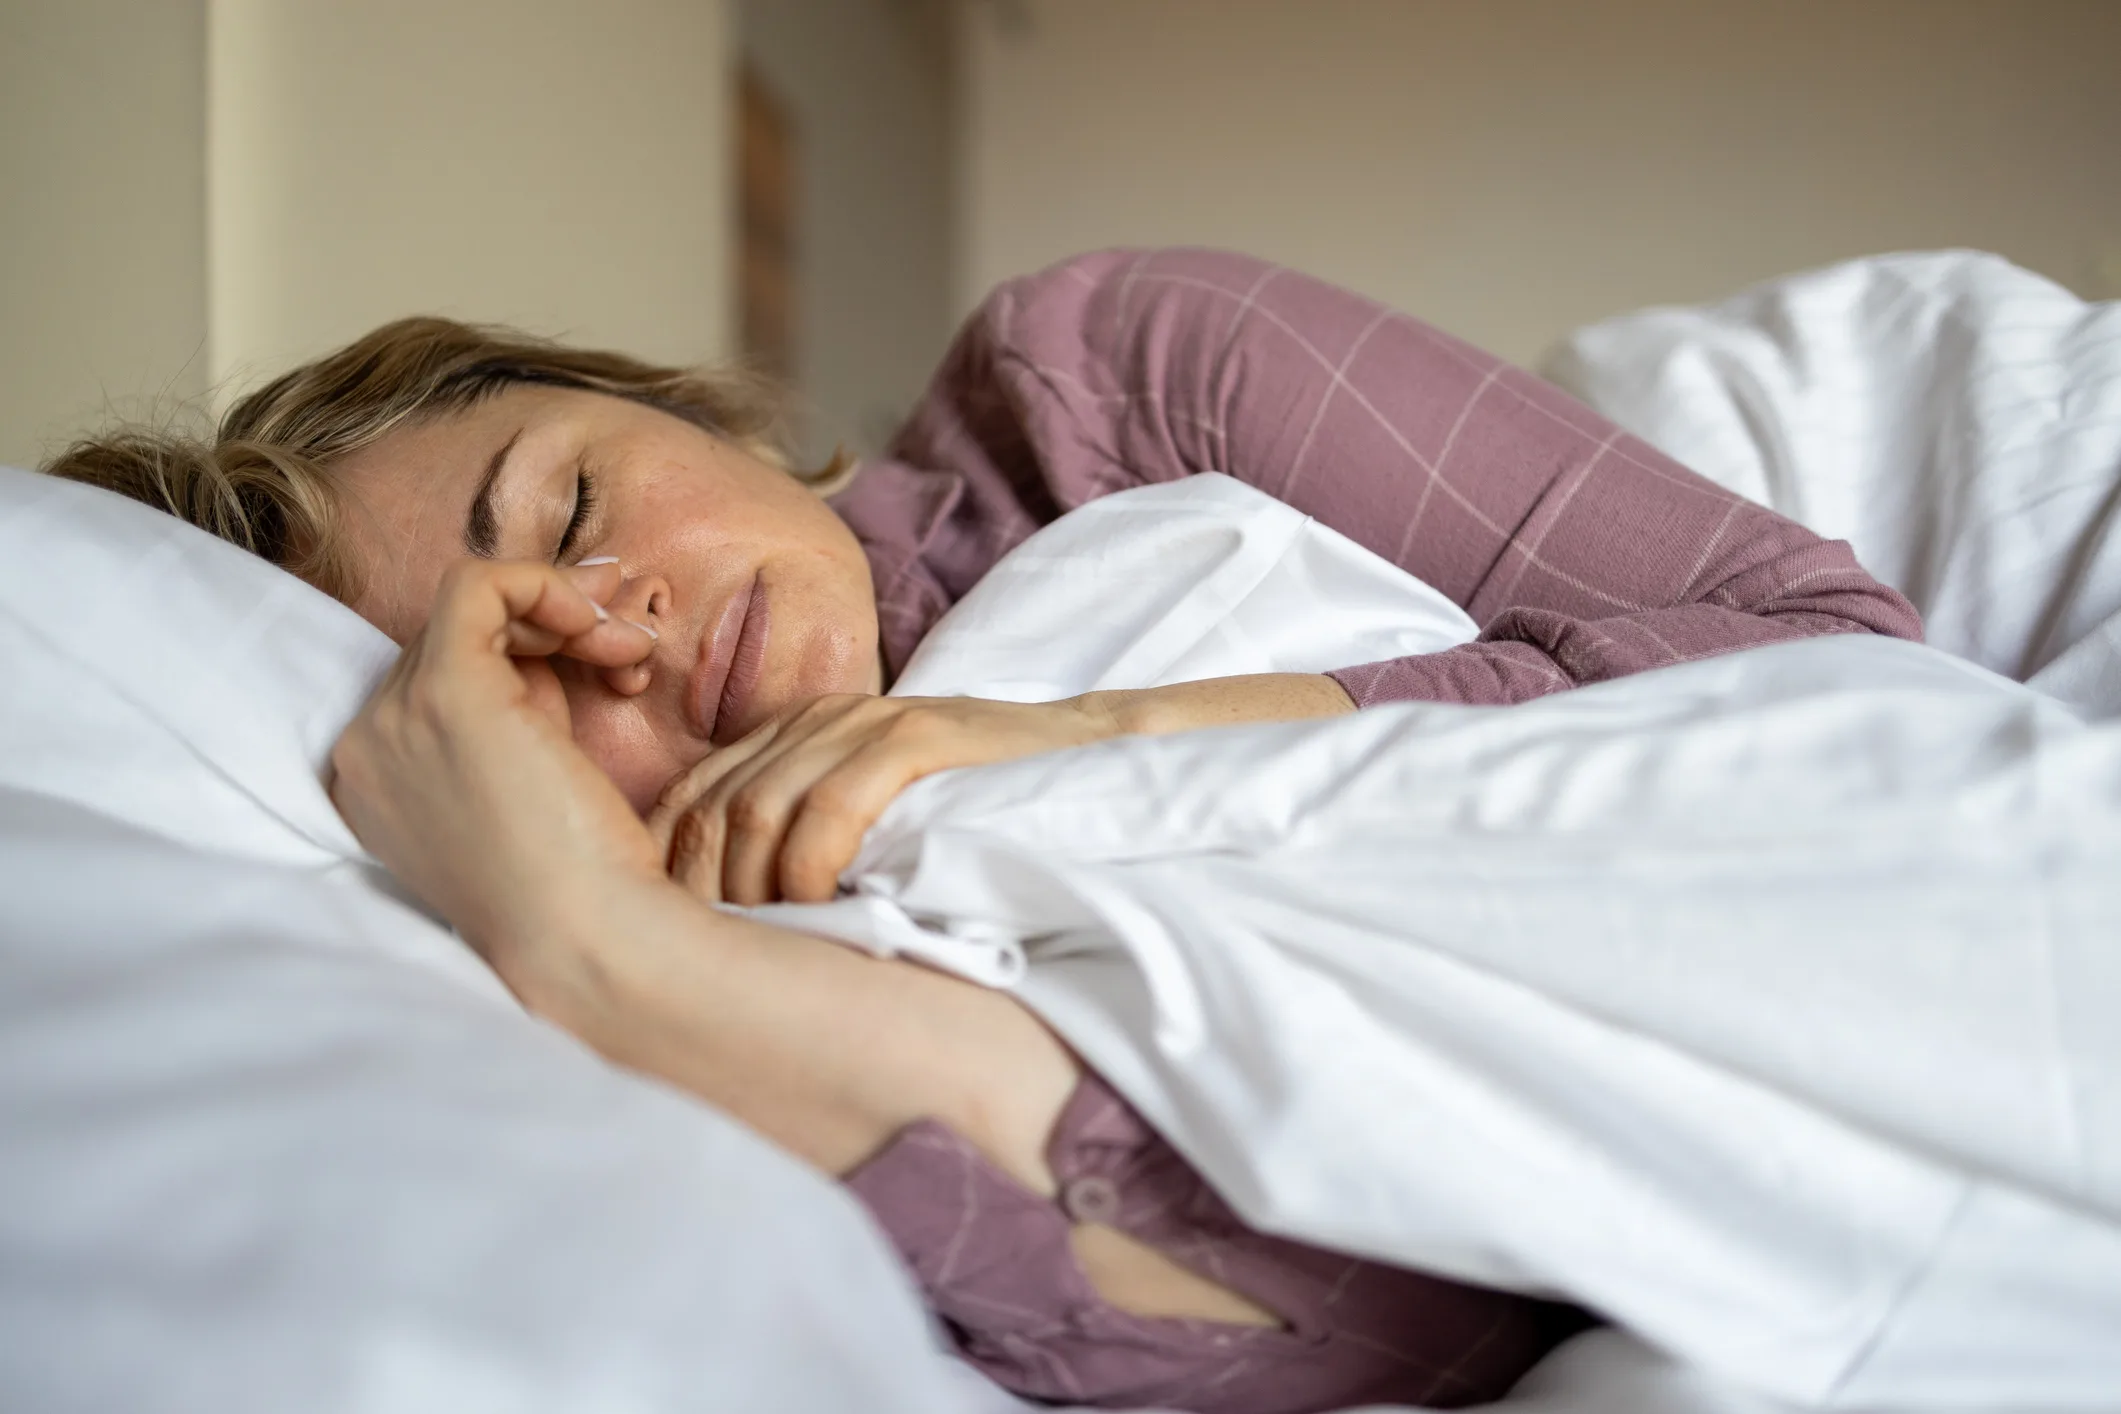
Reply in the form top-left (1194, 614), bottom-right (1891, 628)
top-left (689, 573), bottom-right (769, 745)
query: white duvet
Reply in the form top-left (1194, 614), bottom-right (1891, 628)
top-left (750, 252), bottom-right (2121, 1412)
top-left (758, 478), bottom-right (2121, 1412)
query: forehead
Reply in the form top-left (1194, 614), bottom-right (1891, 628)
top-left (331, 384), bottom-right (577, 641)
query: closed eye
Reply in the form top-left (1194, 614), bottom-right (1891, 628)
top-left (555, 462), bottom-right (598, 562)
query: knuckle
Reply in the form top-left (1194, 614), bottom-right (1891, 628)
top-left (676, 803), bottom-right (724, 852)
top-left (780, 858), bottom-right (834, 904)
top-left (402, 678), bottom-right (451, 730)
top-left (724, 788), bottom-right (777, 835)
top-left (802, 775), bottom-right (867, 822)
top-left (657, 764), bottom-right (710, 812)
top-left (665, 814), bottom-right (708, 869)
top-left (667, 810), bottom-right (703, 864)
top-left (797, 694), bottom-right (855, 727)
top-left (780, 823), bottom-right (856, 903)
top-left (668, 812), bottom-right (724, 886)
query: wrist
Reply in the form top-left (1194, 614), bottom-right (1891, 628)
top-left (470, 864), bottom-right (681, 1031)
top-left (569, 895), bottom-right (1075, 1184)
top-left (475, 818), bottom-right (1081, 1192)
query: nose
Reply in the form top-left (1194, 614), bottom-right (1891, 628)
top-left (597, 569), bottom-right (672, 698)
top-left (607, 568), bottom-right (670, 631)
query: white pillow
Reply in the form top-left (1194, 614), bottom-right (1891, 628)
top-left (0, 465), bottom-right (391, 867)
top-left (1542, 250), bottom-right (2121, 718)
top-left (0, 468), bottom-right (981, 1413)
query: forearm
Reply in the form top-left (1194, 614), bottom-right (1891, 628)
top-left (1079, 672), bottom-right (1355, 736)
top-left (525, 676), bottom-right (1350, 1180)
top-left (519, 872), bottom-right (1077, 1190)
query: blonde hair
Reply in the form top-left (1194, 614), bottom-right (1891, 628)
top-left (40, 317), bottom-right (843, 602)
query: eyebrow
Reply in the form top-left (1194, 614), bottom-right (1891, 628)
top-left (462, 428), bottom-right (523, 558)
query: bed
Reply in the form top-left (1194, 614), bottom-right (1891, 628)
top-left (3, 250), bottom-right (2116, 1413)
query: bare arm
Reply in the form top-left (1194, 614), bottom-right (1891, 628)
top-left (529, 862), bottom-right (1078, 1189)
top-left (327, 558), bottom-right (1321, 1327)
top-left (327, 557), bottom-right (1283, 1324)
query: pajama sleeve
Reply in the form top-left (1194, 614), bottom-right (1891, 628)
top-left (848, 247), bottom-right (1922, 706)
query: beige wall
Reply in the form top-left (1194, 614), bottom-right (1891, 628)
top-left (3, 1), bottom-right (734, 465)
top-left (209, 0), bottom-right (734, 399)
top-left (740, 0), bottom-right (955, 460)
top-left (958, 0), bottom-right (2121, 365)
top-left (0, 1), bottom-right (209, 469)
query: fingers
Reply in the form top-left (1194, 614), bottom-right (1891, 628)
top-left (646, 694), bottom-right (1111, 911)
top-left (665, 807), bottom-right (727, 903)
top-left (668, 719), bottom-right (843, 905)
top-left (655, 696), bottom-right (881, 906)
top-left (356, 561), bottom-right (652, 781)
top-left (564, 557), bottom-right (624, 602)
top-left (717, 761), bottom-right (800, 906)
top-left (554, 559), bottom-right (659, 697)
top-left (774, 737), bottom-right (929, 902)
top-left (655, 725), bottom-right (784, 903)
top-left (430, 558), bottom-right (590, 655)
top-left (662, 700), bottom-right (947, 907)
top-left (425, 558), bottom-right (654, 678)
top-left (559, 558), bottom-right (662, 669)
top-left (647, 719), bottom-right (782, 853)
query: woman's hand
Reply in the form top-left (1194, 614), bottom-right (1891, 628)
top-left (328, 557), bottom-right (1078, 1186)
top-left (647, 673), bottom-right (1356, 906)
top-left (647, 693), bottom-right (1116, 906)
top-left (328, 558), bottom-right (662, 1008)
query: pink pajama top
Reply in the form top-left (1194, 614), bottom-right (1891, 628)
top-left (829, 248), bottom-right (1923, 1413)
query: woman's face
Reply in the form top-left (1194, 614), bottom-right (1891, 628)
top-left (333, 385), bottom-right (882, 811)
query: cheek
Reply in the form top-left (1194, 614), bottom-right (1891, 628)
top-left (790, 593), bottom-right (879, 696)
top-left (563, 690), bottom-right (693, 815)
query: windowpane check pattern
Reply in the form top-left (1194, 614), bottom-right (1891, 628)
top-left (835, 248), bottom-right (1921, 706)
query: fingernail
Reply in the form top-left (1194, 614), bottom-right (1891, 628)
top-left (578, 555), bottom-right (620, 567)
top-left (623, 618), bottom-right (658, 640)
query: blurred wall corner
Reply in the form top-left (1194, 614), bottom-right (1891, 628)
top-left (738, 0), bottom-right (957, 467)
top-left (0, 0), bottom-right (211, 470)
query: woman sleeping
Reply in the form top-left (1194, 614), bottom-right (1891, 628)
top-left (47, 248), bottom-right (1921, 1413)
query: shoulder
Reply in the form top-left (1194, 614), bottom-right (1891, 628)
top-left (965, 247), bottom-right (1290, 348)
